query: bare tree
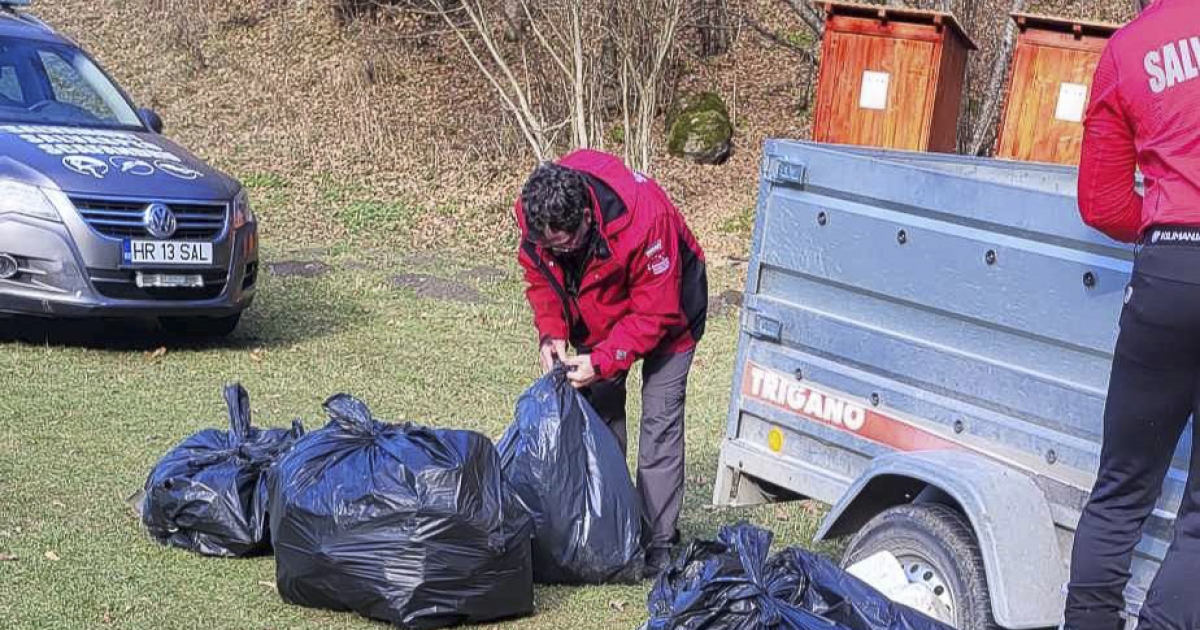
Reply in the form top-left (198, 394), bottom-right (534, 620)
top-left (608, 0), bottom-right (687, 173)
top-left (428, 0), bottom-right (686, 172)
top-left (428, 0), bottom-right (610, 161)
top-left (693, 0), bottom-right (733, 58)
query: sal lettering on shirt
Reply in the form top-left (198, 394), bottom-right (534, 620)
top-left (1145, 36), bottom-right (1200, 94)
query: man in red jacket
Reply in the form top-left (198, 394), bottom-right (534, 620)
top-left (515, 149), bottom-right (708, 577)
top-left (1068, 1), bottom-right (1200, 628)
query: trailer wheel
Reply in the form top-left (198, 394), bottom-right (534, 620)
top-left (842, 504), bottom-right (998, 630)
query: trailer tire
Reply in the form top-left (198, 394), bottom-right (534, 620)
top-left (842, 504), bottom-right (998, 630)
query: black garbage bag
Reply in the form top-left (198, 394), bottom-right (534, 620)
top-left (497, 368), bottom-right (644, 584)
top-left (141, 383), bottom-right (304, 557)
top-left (771, 546), bottom-right (954, 630)
top-left (268, 393), bottom-right (534, 630)
top-left (642, 523), bottom-right (954, 630)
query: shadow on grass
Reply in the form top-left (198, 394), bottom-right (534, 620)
top-left (0, 278), bottom-right (371, 351)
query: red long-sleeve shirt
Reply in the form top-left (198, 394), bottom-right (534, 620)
top-left (1079, 0), bottom-right (1200, 243)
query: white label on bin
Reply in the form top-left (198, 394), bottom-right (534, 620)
top-left (1055, 82), bottom-right (1089, 122)
top-left (859, 71), bottom-right (890, 111)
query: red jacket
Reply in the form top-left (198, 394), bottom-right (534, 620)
top-left (1079, 0), bottom-right (1200, 242)
top-left (516, 150), bottom-right (708, 378)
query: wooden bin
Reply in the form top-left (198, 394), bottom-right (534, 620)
top-left (812, 1), bottom-right (976, 153)
top-left (996, 13), bottom-right (1121, 165)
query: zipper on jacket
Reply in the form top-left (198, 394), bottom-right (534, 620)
top-left (524, 241), bottom-right (589, 343)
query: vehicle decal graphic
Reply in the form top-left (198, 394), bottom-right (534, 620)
top-left (0, 124), bottom-right (182, 162)
top-left (741, 361), bottom-right (963, 453)
top-left (62, 155), bottom-right (109, 179)
top-left (110, 156), bottom-right (155, 176)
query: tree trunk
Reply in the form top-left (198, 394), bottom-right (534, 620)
top-left (968, 0), bottom-right (1025, 156)
top-left (501, 0), bottom-right (524, 42)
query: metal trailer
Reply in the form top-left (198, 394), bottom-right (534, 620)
top-left (712, 141), bottom-right (1177, 629)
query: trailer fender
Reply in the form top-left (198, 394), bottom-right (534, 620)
top-left (815, 450), bottom-right (1066, 630)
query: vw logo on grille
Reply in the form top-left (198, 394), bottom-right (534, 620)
top-left (143, 203), bottom-right (177, 239)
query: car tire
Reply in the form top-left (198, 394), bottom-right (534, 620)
top-left (842, 504), bottom-right (999, 630)
top-left (159, 313), bottom-right (242, 337)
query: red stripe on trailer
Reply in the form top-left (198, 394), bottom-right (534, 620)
top-left (741, 361), bottom-right (963, 453)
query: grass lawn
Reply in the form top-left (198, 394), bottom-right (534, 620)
top-left (0, 246), bottom-right (838, 630)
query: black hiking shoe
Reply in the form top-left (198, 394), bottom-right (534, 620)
top-left (643, 546), bottom-right (673, 580)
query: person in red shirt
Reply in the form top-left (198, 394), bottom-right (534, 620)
top-left (1068, 1), bottom-right (1200, 628)
top-left (515, 149), bottom-right (708, 577)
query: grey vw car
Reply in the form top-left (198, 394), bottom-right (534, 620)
top-left (0, 1), bottom-right (257, 336)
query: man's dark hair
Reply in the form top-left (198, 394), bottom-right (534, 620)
top-left (521, 162), bottom-right (591, 235)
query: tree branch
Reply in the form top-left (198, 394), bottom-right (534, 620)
top-left (429, 0), bottom-right (546, 159)
top-left (742, 14), bottom-right (816, 62)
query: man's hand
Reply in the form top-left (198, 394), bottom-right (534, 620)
top-left (539, 338), bottom-right (568, 374)
top-left (563, 354), bottom-right (598, 388)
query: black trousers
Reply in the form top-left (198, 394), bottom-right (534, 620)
top-left (1066, 237), bottom-right (1200, 630)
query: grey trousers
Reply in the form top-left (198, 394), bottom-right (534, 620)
top-left (584, 347), bottom-right (695, 549)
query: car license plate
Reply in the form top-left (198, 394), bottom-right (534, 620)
top-left (135, 272), bottom-right (204, 289)
top-left (123, 240), bottom-right (213, 266)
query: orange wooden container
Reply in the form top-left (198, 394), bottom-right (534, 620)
top-left (812, 1), bottom-right (976, 153)
top-left (995, 13), bottom-right (1121, 165)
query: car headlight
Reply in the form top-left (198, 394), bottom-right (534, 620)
top-left (232, 190), bottom-right (255, 229)
top-left (0, 180), bottom-right (62, 222)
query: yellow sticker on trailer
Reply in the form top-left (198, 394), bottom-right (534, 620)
top-left (768, 427), bottom-right (784, 453)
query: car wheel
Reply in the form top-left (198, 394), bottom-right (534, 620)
top-left (159, 313), bottom-right (242, 337)
top-left (842, 504), bottom-right (999, 630)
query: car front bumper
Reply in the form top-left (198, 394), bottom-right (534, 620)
top-left (0, 211), bottom-right (258, 319)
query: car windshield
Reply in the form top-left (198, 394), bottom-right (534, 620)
top-left (0, 36), bottom-right (141, 129)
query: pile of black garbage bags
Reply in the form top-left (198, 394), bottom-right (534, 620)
top-left (137, 369), bottom-right (642, 628)
top-left (642, 522), bottom-right (955, 630)
top-left (138, 375), bottom-right (954, 630)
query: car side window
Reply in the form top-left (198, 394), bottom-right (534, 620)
top-left (0, 66), bottom-right (21, 102)
top-left (37, 50), bottom-right (116, 121)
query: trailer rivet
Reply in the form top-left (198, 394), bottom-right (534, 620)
top-left (897, 230), bottom-right (908, 245)
top-left (953, 420), bottom-right (965, 434)
top-left (817, 211), bottom-right (828, 226)
top-left (1046, 449), bottom-right (1058, 465)
top-left (870, 393), bottom-right (881, 407)
top-left (1083, 272), bottom-right (1096, 288)
top-left (985, 250), bottom-right (997, 265)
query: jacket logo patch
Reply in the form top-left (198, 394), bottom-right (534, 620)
top-left (646, 240), bottom-right (663, 256)
top-left (615, 350), bottom-right (627, 361)
top-left (648, 255), bottom-right (670, 276)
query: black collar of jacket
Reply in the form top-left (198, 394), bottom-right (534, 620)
top-left (582, 173), bottom-right (628, 260)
